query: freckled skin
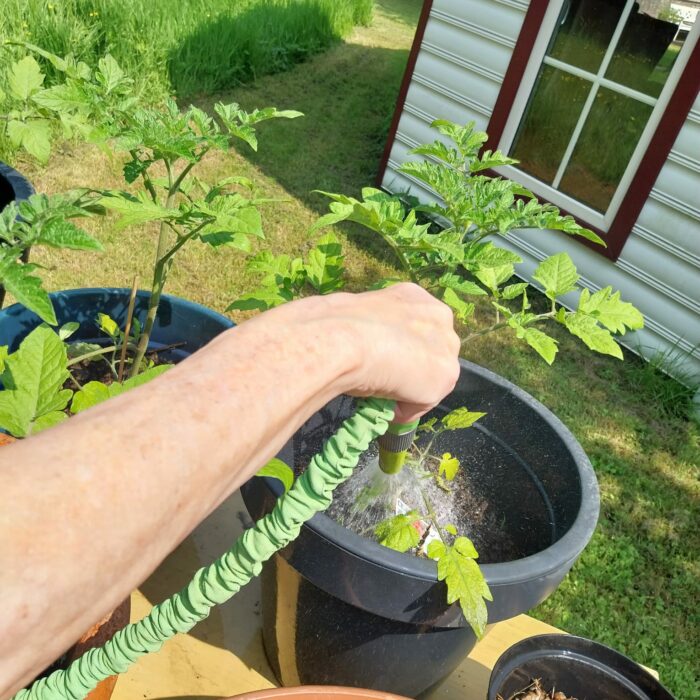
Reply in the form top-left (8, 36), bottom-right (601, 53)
top-left (0, 284), bottom-right (459, 697)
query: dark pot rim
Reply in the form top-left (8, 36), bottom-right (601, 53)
top-left (0, 286), bottom-right (232, 325)
top-left (487, 633), bottom-right (674, 700)
top-left (262, 359), bottom-right (600, 587)
top-left (0, 161), bottom-right (34, 205)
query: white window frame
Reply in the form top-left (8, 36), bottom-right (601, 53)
top-left (492, 0), bottom-right (700, 233)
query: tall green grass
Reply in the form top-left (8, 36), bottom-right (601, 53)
top-left (0, 0), bottom-right (373, 98)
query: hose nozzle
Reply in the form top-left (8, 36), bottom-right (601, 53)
top-left (377, 420), bottom-right (419, 474)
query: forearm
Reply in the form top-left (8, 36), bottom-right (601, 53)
top-left (0, 299), bottom-right (358, 696)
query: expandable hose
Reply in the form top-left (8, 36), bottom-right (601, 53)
top-left (15, 397), bottom-right (395, 700)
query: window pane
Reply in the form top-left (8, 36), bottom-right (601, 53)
top-left (547, 0), bottom-right (626, 73)
top-left (559, 87), bottom-right (653, 211)
top-left (509, 65), bottom-right (590, 184)
top-left (606, 2), bottom-right (696, 97)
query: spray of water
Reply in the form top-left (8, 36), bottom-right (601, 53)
top-left (326, 438), bottom-right (456, 543)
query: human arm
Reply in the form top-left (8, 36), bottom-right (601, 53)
top-left (0, 283), bottom-right (460, 696)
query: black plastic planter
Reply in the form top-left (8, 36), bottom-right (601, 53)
top-left (0, 161), bottom-right (34, 211)
top-left (488, 634), bottom-right (675, 700)
top-left (242, 360), bottom-right (600, 698)
top-left (0, 161), bottom-right (35, 309)
top-left (0, 287), bottom-right (233, 361)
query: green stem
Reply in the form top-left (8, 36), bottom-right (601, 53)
top-left (420, 490), bottom-right (450, 547)
top-left (461, 321), bottom-right (509, 345)
top-left (132, 150), bottom-right (158, 203)
top-left (67, 345), bottom-right (118, 367)
top-left (67, 370), bottom-right (83, 391)
top-left (382, 235), bottom-right (418, 283)
top-left (170, 154), bottom-right (204, 195)
top-left (129, 162), bottom-right (178, 378)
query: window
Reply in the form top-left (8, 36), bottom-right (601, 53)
top-left (486, 0), bottom-right (700, 257)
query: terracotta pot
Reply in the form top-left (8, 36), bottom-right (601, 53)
top-left (0, 434), bottom-right (130, 700)
top-left (224, 687), bottom-right (411, 700)
top-left (63, 597), bottom-right (131, 700)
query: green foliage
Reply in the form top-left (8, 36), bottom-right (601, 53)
top-left (428, 536), bottom-right (492, 638)
top-left (0, 324), bottom-right (175, 438)
top-left (0, 325), bottom-right (71, 437)
top-left (441, 407), bottom-right (486, 431)
top-left (532, 253), bottom-right (579, 300)
top-left (228, 233), bottom-right (344, 311)
top-left (257, 457), bottom-right (295, 493)
top-left (374, 511), bottom-right (422, 552)
top-left (0, 43), bottom-right (303, 375)
top-left (71, 365), bottom-right (171, 414)
top-left (308, 120), bottom-right (641, 364)
top-left (438, 452), bottom-right (459, 481)
top-left (0, 0), bottom-right (372, 105)
top-left (0, 191), bottom-right (102, 323)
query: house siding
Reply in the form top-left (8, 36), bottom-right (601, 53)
top-left (381, 0), bottom-right (700, 384)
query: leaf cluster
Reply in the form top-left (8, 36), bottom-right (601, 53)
top-left (0, 324), bottom-right (170, 438)
top-left (228, 232), bottom-right (344, 311)
top-left (0, 191), bottom-right (102, 324)
top-left (0, 45), bottom-right (136, 162)
top-left (300, 120), bottom-right (643, 363)
top-left (373, 508), bottom-right (491, 638)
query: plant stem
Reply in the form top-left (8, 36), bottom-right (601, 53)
top-left (67, 370), bottom-right (83, 391)
top-left (67, 345), bottom-right (118, 366)
top-left (461, 321), bottom-right (509, 345)
top-left (129, 161), bottom-right (178, 378)
top-left (118, 276), bottom-right (138, 382)
top-left (132, 150), bottom-right (158, 203)
top-left (420, 490), bottom-right (450, 548)
top-left (381, 235), bottom-right (418, 283)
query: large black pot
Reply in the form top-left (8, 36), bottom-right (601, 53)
top-left (0, 287), bottom-right (233, 362)
top-left (0, 161), bottom-right (35, 308)
top-left (0, 161), bottom-right (34, 211)
top-left (242, 360), bottom-right (600, 698)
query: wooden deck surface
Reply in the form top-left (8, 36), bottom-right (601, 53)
top-left (109, 491), bottom-right (646, 700)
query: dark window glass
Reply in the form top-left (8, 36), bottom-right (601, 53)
top-left (547, 0), bottom-right (626, 73)
top-left (509, 65), bottom-right (590, 184)
top-left (606, 2), bottom-right (690, 97)
top-left (559, 87), bottom-right (653, 211)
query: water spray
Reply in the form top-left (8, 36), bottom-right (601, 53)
top-left (377, 419), bottom-right (419, 474)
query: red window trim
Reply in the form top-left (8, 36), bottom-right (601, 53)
top-left (378, 0), bottom-right (700, 263)
top-left (485, 0), bottom-right (700, 262)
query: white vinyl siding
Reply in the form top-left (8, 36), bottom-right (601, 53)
top-left (381, 0), bottom-right (700, 386)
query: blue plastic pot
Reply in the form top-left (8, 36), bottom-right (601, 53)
top-left (0, 287), bottom-right (234, 358)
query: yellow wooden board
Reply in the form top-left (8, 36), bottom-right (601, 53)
top-left (111, 491), bottom-right (653, 700)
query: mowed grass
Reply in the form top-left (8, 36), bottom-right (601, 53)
top-left (0, 0), bottom-right (372, 98)
top-left (8, 0), bottom-right (700, 696)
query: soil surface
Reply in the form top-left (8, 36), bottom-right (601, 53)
top-left (290, 397), bottom-right (555, 565)
top-left (497, 678), bottom-right (576, 700)
top-left (65, 346), bottom-right (171, 390)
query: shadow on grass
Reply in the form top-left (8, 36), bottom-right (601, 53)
top-left (203, 40), bottom-right (412, 281)
top-left (168, 2), bottom-right (361, 97)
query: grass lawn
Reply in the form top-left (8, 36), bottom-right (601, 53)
top-left (9, 0), bottom-right (700, 696)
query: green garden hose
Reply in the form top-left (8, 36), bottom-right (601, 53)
top-left (14, 397), bottom-right (395, 700)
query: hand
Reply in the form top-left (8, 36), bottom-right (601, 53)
top-left (313, 283), bottom-right (461, 422)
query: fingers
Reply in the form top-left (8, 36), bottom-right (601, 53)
top-left (341, 283), bottom-right (461, 421)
